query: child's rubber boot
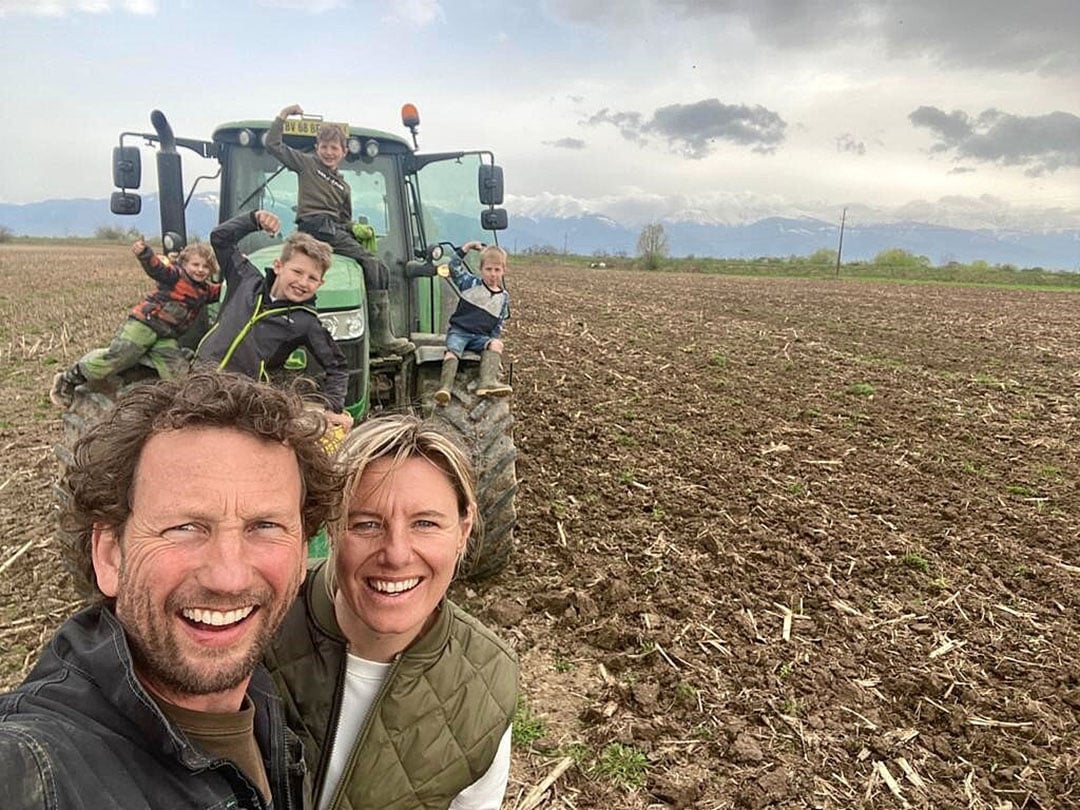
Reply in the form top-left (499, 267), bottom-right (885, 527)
top-left (475, 350), bottom-right (512, 398)
top-left (434, 355), bottom-right (459, 406)
top-left (49, 364), bottom-right (86, 408)
top-left (369, 290), bottom-right (415, 356)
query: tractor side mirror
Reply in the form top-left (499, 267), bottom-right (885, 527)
top-left (113, 146), bottom-right (142, 189)
top-left (481, 208), bottom-right (508, 231)
top-left (110, 191), bottom-right (142, 216)
top-left (478, 165), bottom-right (503, 206)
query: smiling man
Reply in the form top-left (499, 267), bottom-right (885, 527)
top-left (0, 371), bottom-right (342, 809)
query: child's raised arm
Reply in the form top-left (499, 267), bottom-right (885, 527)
top-left (267, 105), bottom-right (305, 172)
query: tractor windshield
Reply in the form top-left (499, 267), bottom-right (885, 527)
top-left (220, 145), bottom-right (407, 267)
top-left (412, 153), bottom-right (494, 251)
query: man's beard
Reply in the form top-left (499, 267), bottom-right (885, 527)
top-left (118, 582), bottom-right (295, 697)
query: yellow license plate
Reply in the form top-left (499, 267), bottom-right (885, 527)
top-left (282, 117), bottom-right (349, 138)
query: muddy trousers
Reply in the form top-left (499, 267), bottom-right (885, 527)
top-left (77, 318), bottom-right (189, 381)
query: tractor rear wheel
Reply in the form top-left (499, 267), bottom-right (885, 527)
top-left (53, 371), bottom-right (157, 597)
top-left (424, 363), bottom-right (518, 580)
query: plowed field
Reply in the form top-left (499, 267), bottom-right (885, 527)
top-left (1, 243), bottom-right (1078, 808)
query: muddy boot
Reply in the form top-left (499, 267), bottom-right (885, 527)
top-left (369, 289), bottom-right (415, 356)
top-left (434, 355), bottom-right (459, 406)
top-left (49, 364), bottom-right (86, 408)
top-left (475, 350), bottom-right (512, 397)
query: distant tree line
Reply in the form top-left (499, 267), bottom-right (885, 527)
top-left (495, 224), bottom-right (1070, 283)
top-left (0, 224), bottom-right (208, 245)
top-left (94, 225), bottom-right (143, 241)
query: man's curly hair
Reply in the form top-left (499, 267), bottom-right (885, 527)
top-left (57, 371), bottom-right (345, 598)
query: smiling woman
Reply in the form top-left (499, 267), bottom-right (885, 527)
top-left (264, 414), bottom-right (519, 810)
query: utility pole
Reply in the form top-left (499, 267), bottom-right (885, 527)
top-left (835, 207), bottom-right (847, 278)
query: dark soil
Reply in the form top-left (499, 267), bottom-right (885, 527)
top-left (2, 245), bottom-right (1078, 808)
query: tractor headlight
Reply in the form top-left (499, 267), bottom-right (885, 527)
top-left (319, 308), bottom-right (365, 341)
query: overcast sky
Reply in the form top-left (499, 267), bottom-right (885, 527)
top-left (1, 0), bottom-right (1077, 230)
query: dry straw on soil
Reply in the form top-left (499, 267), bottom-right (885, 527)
top-left (1, 244), bottom-right (1078, 808)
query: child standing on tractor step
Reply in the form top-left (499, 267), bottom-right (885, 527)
top-left (197, 209), bottom-right (354, 431)
top-left (49, 238), bottom-right (220, 408)
top-left (267, 103), bottom-right (412, 355)
top-left (434, 240), bottom-right (512, 405)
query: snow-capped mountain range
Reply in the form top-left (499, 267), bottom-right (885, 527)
top-left (1, 194), bottom-right (1076, 270)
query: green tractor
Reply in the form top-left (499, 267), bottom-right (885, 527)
top-left (71, 105), bottom-right (516, 579)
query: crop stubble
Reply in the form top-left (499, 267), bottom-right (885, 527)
top-left (0, 244), bottom-right (1077, 808)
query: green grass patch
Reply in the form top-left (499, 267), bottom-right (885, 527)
top-left (1006, 484), bottom-right (1035, 497)
top-left (930, 575), bottom-right (951, 590)
top-left (962, 461), bottom-right (988, 476)
top-left (593, 742), bottom-right (648, 790)
top-left (512, 697), bottom-right (546, 747)
top-left (562, 741), bottom-right (592, 768)
top-left (900, 551), bottom-right (930, 573)
top-left (552, 657), bottom-right (575, 673)
top-left (708, 352), bottom-right (728, 368)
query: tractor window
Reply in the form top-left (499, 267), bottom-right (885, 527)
top-left (221, 146), bottom-right (406, 268)
top-left (413, 154), bottom-right (491, 249)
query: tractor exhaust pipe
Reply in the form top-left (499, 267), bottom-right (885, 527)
top-left (151, 110), bottom-right (187, 248)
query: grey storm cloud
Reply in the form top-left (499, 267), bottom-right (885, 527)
top-left (586, 99), bottom-right (786, 158)
top-left (546, 137), bottom-right (587, 150)
top-left (549, 0), bottom-right (1079, 73)
top-left (910, 106), bottom-right (1080, 176)
top-left (585, 109), bottom-right (647, 144)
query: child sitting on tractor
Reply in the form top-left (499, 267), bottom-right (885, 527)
top-left (49, 237), bottom-right (219, 408)
top-left (434, 241), bottom-right (512, 405)
top-left (197, 209), bottom-right (353, 431)
top-left (267, 103), bottom-right (412, 355)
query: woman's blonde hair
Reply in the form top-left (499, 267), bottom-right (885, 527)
top-left (325, 414), bottom-right (477, 597)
